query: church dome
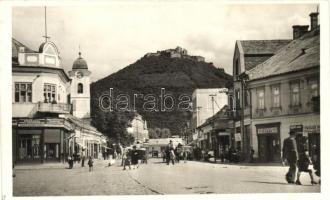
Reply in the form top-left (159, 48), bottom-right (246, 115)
top-left (72, 52), bottom-right (88, 70)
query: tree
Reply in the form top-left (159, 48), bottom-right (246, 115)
top-left (92, 109), bottom-right (135, 146)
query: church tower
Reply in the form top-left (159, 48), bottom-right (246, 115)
top-left (69, 52), bottom-right (91, 118)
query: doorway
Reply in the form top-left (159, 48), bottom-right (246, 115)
top-left (258, 134), bottom-right (281, 162)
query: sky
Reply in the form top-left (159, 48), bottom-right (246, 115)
top-left (12, 2), bottom-right (318, 82)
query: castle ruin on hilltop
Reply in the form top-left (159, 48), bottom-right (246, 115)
top-left (145, 46), bottom-right (205, 62)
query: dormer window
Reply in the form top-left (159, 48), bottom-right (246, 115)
top-left (78, 83), bottom-right (83, 94)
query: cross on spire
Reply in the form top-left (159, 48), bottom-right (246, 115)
top-left (42, 7), bottom-right (50, 42)
top-left (79, 44), bottom-right (82, 58)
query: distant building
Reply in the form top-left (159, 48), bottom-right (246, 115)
top-left (127, 113), bottom-right (149, 143)
top-left (195, 105), bottom-right (231, 155)
top-left (144, 137), bottom-right (184, 157)
top-left (190, 88), bottom-right (228, 130)
top-left (144, 46), bottom-right (205, 62)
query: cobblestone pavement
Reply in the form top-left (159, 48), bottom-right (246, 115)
top-left (13, 159), bottom-right (157, 196)
top-left (13, 158), bottom-right (320, 196)
top-left (129, 159), bottom-right (321, 194)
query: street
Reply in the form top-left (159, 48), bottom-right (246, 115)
top-left (13, 158), bottom-right (320, 196)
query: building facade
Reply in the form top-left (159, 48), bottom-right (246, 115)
top-left (229, 34), bottom-right (292, 161)
top-left (12, 38), bottom-right (106, 163)
top-left (190, 88), bottom-right (228, 134)
top-left (195, 105), bottom-right (231, 157)
top-left (127, 113), bottom-right (149, 144)
top-left (247, 13), bottom-right (320, 162)
top-left (228, 10), bottom-right (320, 162)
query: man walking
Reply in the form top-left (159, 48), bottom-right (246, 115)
top-left (81, 148), bottom-right (86, 167)
top-left (282, 131), bottom-right (299, 184)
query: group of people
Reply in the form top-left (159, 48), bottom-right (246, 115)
top-left (163, 141), bottom-right (188, 165)
top-left (67, 148), bottom-right (94, 172)
top-left (121, 145), bottom-right (140, 170)
top-left (282, 131), bottom-right (320, 185)
top-left (102, 143), bottom-right (123, 160)
top-left (191, 146), bottom-right (241, 163)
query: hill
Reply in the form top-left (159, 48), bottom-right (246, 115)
top-left (90, 52), bottom-right (233, 137)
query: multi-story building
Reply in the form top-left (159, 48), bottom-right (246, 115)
top-left (247, 12), bottom-right (320, 162)
top-left (189, 88), bottom-right (228, 154)
top-left (229, 39), bottom-right (291, 160)
top-left (12, 38), bottom-right (107, 163)
top-left (228, 10), bottom-right (319, 161)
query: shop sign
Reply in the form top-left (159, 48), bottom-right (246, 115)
top-left (218, 132), bottom-right (230, 136)
top-left (234, 133), bottom-right (241, 141)
top-left (257, 127), bottom-right (278, 134)
top-left (304, 125), bottom-right (320, 133)
top-left (290, 125), bottom-right (303, 133)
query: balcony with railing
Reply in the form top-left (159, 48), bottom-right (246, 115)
top-left (37, 102), bottom-right (71, 114)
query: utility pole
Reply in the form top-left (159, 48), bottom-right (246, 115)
top-left (209, 94), bottom-right (217, 163)
top-left (196, 106), bottom-right (202, 126)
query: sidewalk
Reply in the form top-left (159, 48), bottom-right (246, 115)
top-left (177, 158), bottom-right (283, 168)
top-left (14, 158), bottom-right (113, 170)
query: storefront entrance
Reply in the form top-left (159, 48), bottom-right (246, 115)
top-left (17, 134), bottom-right (41, 162)
top-left (256, 123), bottom-right (281, 162)
top-left (258, 134), bottom-right (281, 162)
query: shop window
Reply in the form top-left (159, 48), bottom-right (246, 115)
top-left (257, 88), bottom-right (265, 109)
top-left (78, 83), bottom-right (83, 94)
top-left (309, 79), bottom-right (319, 98)
top-left (44, 83), bottom-right (56, 103)
top-left (14, 83), bottom-right (32, 103)
top-left (290, 82), bottom-right (300, 106)
top-left (271, 85), bottom-right (281, 108)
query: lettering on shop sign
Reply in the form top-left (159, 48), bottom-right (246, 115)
top-left (304, 125), bottom-right (320, 133)
top-left (290, 125), bottom-right (303, 132)
top-left (257, 127), bottom-right (278, 134)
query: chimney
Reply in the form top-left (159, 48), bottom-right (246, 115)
top-left (309, 12), bottom-right (319, 30)
top-left (292, 25), bottom-right (309, 39)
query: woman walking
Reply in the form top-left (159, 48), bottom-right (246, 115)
top-left (296, 139), bottom-right (317, 185)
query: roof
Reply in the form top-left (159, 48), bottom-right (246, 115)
top-left (63, 114), bottom-right (101, 135)
top-left (248, 29), bottom-right (320, 81)
top-left (12, 38), bottom-right (37, 58)
top-left (239, 40), bottom-right (292, 55)
top-left (72, 52), bottom-right (88, 69)
top-left (197, 105), bottom-right (229, 129)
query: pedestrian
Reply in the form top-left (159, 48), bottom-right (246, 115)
top-left (165, 146), bottom-right (171, 165)
top-left (81, 148), bottom-right (86, 167)
top-left (312, 144), bottom-right (320, 183)
top-left (131, 145), bottom-right (139, 169)
top-left (220, 148), bottom-right (225, 163)
top-left (296, 147), bottom-right (317, 185)
top-left (88, 156), bottom-right (94, 172)
top-left (250, 147), bottom-right (255, 163)
top-left (123, 149), bottom-right (132, 170)
top-left (121, 147), bottom-right (126, 166)
top-left (183, 150), bottom-right (188, 163)
top-left (282, 131), bottom-right (299, 184)
top-left (170, 148), bottom-right (176, 165)
top-left (68, 156), bottom-right (73, 169)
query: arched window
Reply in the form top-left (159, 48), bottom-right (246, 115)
top-left (78, 83), bottom-right (83, 94)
